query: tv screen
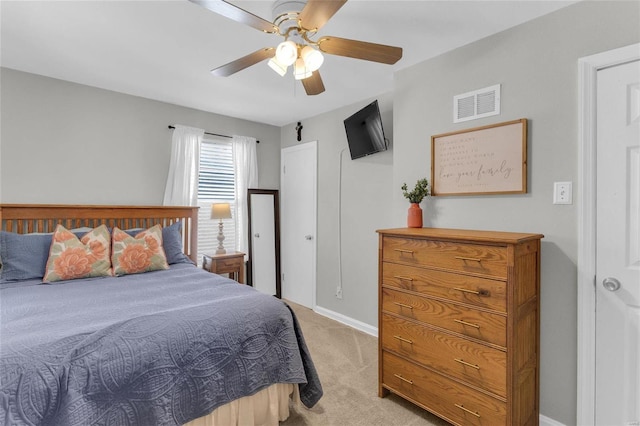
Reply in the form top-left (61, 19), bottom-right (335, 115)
top-left (343, 100), bottom-right (388, 160)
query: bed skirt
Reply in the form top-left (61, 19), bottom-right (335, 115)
top-left (184, 383), bottom-right (298, 426)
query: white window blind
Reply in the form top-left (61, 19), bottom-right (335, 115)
top-left (197, 138), bottom-right (236, 263)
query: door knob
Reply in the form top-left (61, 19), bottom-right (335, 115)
top-left (602, 277), bottom-right (621, 292)
top-left (254, 233), bottom-right (260, 238)
top-left (305, 235), bottom-right (313, 240)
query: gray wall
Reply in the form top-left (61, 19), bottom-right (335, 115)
top-left (282, 1), bottom-right (639, 425)
top-left (281, 92), bottom-right (394, 326)
top-left (0, 68), bottom-right (281, 204)
top-left (394, 2), bottom-right (638, 424)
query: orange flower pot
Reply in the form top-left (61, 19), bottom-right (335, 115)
top-left (407, 203), bottom-right (423, 228)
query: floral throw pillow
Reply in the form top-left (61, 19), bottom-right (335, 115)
top-left (43, 224), bottom-right (113, 282)
top-left (111, 225), bottom-right (169, 276)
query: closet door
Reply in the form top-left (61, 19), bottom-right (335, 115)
top-left (247, 189), bottom-right (281, 297)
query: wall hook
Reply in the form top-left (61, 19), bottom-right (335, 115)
top-left (296, 122), bottom-right (303, 142)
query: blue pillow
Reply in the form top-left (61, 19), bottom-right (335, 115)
top-left (162, 222), bottom-right (194, 265)
top-left (125, 222), bottom-right (194, 265)
top-left (0, 229), bottom-right (96, 283)
top-left (0, 232), bottom-right (56, 282)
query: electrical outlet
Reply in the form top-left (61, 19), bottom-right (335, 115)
top-left (336, 287), bottom-right (343, 299)
top-left (553, 181), bottom-right (573, 205)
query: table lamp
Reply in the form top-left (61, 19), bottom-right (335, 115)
top-left (211, 203), bottom-right (232, 254)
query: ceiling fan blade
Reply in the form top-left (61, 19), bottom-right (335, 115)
top-left (189, 0), bottom-right (278, 34)
top-left (211, 48), bottom-right (275, 77)
top-left (318, 36), bottom-right (402, 64)
top-left (299, 0), bottom-right (347, 32)
top-left (301, 71), bottom-right (325, 95)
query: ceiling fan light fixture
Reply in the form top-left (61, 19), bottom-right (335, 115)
top-left (275, 40), bottom-right (298, 66)
top-left (190, 0), bottom-right (401, 96)
top-left (267, 57), bottom-right (288, 76)
top-left (301, 45), bottom-right (324, 72)
top-left (294, 57), bottom-right (312, 80)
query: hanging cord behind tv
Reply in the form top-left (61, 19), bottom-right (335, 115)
top-left (336, 147), bottom-right (348, 299)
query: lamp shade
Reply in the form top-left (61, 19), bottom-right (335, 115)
top-left (301, 45), bottom-right (324, 72)
top-left (268, 57), bottom-right (288, 76)
top-left (294, 57), bottom-right (312, 80)
top-left (275, 40), bottom-right (297, 66)
top-left (211, 203), bottom-right (232, 220)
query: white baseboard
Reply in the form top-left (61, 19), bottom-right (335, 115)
top-left (313, 305), bottom-right (378, 337)
top-left (313, 306), bottom-right (565, 426)
top-left (539, 414), bottom-right (566, 426)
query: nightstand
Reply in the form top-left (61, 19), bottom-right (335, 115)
top-left (202, 252), bottom-right (245, 284)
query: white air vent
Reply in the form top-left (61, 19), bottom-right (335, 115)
top-left (454, 84), bottom-right (501, 123)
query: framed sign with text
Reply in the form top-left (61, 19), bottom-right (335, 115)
top-left (431, 118), bottom-right (528, 196)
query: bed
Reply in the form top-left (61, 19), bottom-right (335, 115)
top-left (0, 204), bottom-right (322, 426)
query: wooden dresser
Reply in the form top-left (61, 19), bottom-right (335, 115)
top-left (377, 228), bottom-right (543, 426)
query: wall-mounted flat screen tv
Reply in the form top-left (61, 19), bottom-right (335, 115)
top-left (343, 100), bottom-right (388, 160)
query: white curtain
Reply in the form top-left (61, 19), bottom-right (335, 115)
top-left (163, 125), bottom-right (204, 206)
top-left (232, 135), bottom-right (258, 257)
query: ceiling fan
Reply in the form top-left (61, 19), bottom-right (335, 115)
top-left (189, 0), bottom-right (403, 95)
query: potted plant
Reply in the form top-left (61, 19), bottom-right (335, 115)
top-left (401, 178), bottom-right (430, 228)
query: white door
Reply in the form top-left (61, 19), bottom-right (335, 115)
top-left (250, 193), bottom-right (276, 296)
top-left (595, 59), bottom-right (640, 425)
top-left (280, 141), bottom-right (317, 308)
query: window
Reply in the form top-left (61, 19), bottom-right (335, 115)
top-left (197, 138), bottom-right (236, 262)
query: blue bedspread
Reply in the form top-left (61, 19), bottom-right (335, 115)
top-left (0, 264), bottom-right (322, 425)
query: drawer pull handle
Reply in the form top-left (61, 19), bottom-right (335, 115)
top-left (393, 275), bottom-right (413, 281)
top-left (394, 275), bottom-right (414, 282)
top-left (455, 404), bottom-right (481, 418)
top-left (455, 256), bottom-right (482, 262)
top-left (393, 374), bottom-right (414, 385)
top-left (394, 249), bottom-right (415, 254)
top-left (394, 302), bottom-right (414, 310)
top-left (453, 287), bottom-right (480, 295)
top-left (454, 358), bottom-right (480, 369)
top-left (454, 287), bottom-right (491, 297)
top-left (454, 319), bottom-right (480, 329)
top-left (393, 335), bottom-right (413, 344)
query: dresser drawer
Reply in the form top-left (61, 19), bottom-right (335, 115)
top-left (382, 287), bottom-right (506, 347)
top-left (382, 236), bottom-right (507, 279)
top-left (382, 351), bottom-right (506, 426)
top-left (381, 313), bottom-right (506, 397)
top-left (382, 262), bottom-right (506, 312)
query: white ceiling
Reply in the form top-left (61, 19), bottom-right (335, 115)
top-left (1, 0), bottom-right (575, 127)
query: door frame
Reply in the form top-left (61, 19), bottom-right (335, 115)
top-left (280, 141), bottom-right (318, 309)
top-left (577, 43), bottom-right (640, 425)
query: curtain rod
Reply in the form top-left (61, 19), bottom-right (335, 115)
top-left (168, 126), bottom-right (259, 143)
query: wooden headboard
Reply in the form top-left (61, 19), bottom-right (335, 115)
top-left (0, 204), bottom-right (199, 263)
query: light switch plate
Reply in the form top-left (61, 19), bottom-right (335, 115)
top-left (553, 181), bottom-right (573, 205)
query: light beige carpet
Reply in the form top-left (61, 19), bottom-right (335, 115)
top-left (282, 301), bottom-right (451, 426)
